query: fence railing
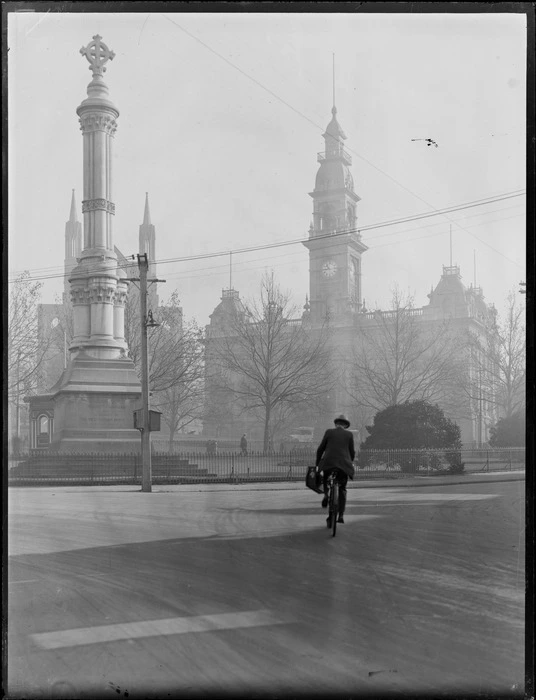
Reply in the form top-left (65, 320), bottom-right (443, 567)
top-left (357, 447), bottom-right (525, 475)
top-left (7, 447), bottom-right (525, 486)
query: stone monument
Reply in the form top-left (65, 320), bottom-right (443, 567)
top-left (26, 36), bottom-right (142, 452)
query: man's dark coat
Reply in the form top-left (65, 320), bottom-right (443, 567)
top-left (315, 426), bottom-right (356, 479)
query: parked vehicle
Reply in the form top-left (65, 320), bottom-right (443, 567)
top-left (288, 427), bottom-right (315, 443)
top-left (279, 426), bottom-right (315, 453)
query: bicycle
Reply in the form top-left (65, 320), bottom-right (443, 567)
top-left (326, 469), bottom-right (343, 537)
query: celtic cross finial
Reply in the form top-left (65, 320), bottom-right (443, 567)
top-left (80, 35), bottom-right (115, 77)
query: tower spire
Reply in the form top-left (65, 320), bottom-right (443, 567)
top-left (69, 189), bottom-right (78, 222)
top-left (143, 192), bottom-right (151, 226)
top-left (332, 53), bottom-right (336, 113)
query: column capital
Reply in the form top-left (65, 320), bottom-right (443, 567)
top-left (78, 112), bottom-right (118, 135)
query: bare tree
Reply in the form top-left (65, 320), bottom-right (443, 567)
top-left (466, 290), bottom-right (525, 419)
top-left (202, 381), bottom-right (237, 440)
top-left (126, 289), bottom-right (183, 390)
top-left (8, 274), bottom-right (51, 400)
top-left (207, 272), bottom-right (333, 451)
top-left (8, 273), bottom-right (53, 447)
top-left (150, 319), bottom-right (205, 450)
top-left (346, 287), bottom-right (467, 415)
top-left (124, 285), bottom-right (143, 369)
top-left (38, 294), bottom-right (75, 389)
top-left (125, 289), bottom-right (205, 445)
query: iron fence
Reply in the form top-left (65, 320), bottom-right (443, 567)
top-left (7, 447), bottom-right (525, 486)
top-left (357, 447), bottom-right (525, 475)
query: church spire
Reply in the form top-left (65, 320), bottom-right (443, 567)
top-left (139, 193), bottom-right (158, 310)
top-left (143, 191), bottom-right (151, 226)
top-left (69, 189), bottom-right (78, 222)
top-left (64, 190), bottom-right (82, 304)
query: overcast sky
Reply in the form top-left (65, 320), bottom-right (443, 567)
top-left (8, 9), bottom-right (526, 325)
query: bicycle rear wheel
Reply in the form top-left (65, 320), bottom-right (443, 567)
top-left (331, 481), bottom-right (339, 537)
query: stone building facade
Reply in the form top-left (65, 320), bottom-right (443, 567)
top-left (203, 105), bottom-right (498, 447)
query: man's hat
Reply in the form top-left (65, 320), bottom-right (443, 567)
top-left (334, 414), bottom-right (350, 428)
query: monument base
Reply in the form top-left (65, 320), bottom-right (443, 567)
top-left (28, 350), bottom-right (143, 453)
top-left (51, 393), bottom-right (142, 453)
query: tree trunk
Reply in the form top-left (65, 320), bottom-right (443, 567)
top-left (263, 402), bottom-right (271, 454)
top-left (168, 423), bottom-right (176, 453)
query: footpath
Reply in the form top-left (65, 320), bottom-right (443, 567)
top-left (169, 470), bottom-right (525, 493)
top-left (12, 470), bottom-right (522, 495)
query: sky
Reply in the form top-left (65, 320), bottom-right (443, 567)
top-left (7, 9), bottom-right (527, 326)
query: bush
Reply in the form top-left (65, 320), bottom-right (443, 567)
top-left (445, 451), bottom-right (465, 474)
top-left (398, 453), bottom-right (420, 474)
top-left (489, 411), bottom-right (525, 447)
top-left (360, 400), bottom-right (462, 453)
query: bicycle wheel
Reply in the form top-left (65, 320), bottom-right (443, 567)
top-left (331, 481), bottom-right (339, 537)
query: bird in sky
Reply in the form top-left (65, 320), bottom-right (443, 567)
top-left (411, 138), bottom-right (439, 148)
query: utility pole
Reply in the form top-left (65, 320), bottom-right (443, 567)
top-left (16, 349), bottom-right (21, 444)
top-left (138, 253), bottom-right (152, 492)
top-left (126, 254), bottom-right (165, 494)
top-left (479, 368), bottom-right (483, 448)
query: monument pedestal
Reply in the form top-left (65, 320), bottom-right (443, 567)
top-left (48, 350), bottom-right (142, 453)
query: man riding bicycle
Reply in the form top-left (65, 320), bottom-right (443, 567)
top-left (316, 414), bottom-right (355, 526)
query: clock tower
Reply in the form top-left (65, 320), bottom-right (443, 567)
top-left (303, 105), bottom-right (367, 322)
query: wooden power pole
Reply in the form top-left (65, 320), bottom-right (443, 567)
top-left (138, 253), bottom-right (152, 492)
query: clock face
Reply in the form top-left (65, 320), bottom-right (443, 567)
top-left (322, 260), bottom-right (337, 278)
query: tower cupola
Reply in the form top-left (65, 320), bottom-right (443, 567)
top-left (303, 101), bottom-right (367, 321)
top-left (323, 106), bottom-right (349, 159)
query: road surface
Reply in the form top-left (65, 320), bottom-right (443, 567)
top-left (7, 479), bottom-right (525, 698)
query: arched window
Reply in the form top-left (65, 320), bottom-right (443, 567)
top-left (38, 415), bottom-right (49, 434)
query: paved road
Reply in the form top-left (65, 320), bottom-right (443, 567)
top-left (7, 480), bottom-right (525, 699)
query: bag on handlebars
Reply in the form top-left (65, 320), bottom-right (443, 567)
top-left (305, 466), bottom-right (324, 494)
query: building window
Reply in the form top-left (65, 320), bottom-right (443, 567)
top-left (38, 415), bottom-right (49, 434)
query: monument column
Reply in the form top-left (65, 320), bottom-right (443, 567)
top-left (38, 34), bottom-right (142, 453)
top-left (70, 35), bottom-right (123, 360)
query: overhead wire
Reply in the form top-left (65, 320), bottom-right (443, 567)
top-left (25, 204), bottom-right (524, 293)
top-left (8, 190), bottom-right (525, 284)
top-left (154, 209), bottom-right (526, 285)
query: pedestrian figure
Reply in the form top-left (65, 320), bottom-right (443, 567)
top-left (240, 434), bottom-right (248, 456)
